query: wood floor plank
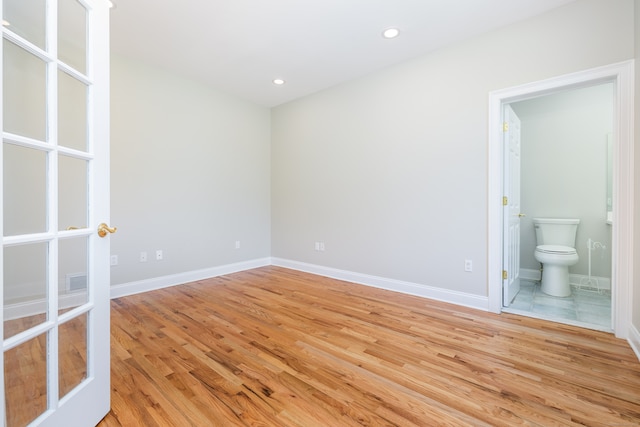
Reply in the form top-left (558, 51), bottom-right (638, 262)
top-left (98, 266), bottom-right (640, 426)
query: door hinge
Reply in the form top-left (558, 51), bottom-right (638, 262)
top-left (503, 270), bottom-right (508, 280)
top-left (503, 196), bottom-right (508, 206)
top-left (503, 122), bottom-right (509, 132)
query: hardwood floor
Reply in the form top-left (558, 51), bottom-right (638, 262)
top-left (98, 266), bottom-right (640, 426)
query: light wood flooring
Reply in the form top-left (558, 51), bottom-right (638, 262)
top-left (98, 266), bottom-right (640, 426)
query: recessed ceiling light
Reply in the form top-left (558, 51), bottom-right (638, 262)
top-left (382, 28), bottom-right (400, 39)
top-left (272, 78), bottom-right (286, 85)
top-left (107, 1), bottom-right (116, 9)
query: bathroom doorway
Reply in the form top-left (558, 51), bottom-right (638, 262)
top-left (487, 61), bottom-right (634, 339)
top-left (503, 83), bottom-right (613, 331)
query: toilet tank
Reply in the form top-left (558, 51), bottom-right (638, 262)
top-left (533, 218), bottom-right (580, 247)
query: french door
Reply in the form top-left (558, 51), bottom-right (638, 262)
top-left (1, 0), bottom-right (111, 426)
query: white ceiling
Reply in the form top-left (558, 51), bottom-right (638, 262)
top-left (110, 0), bottom-right (576, 107)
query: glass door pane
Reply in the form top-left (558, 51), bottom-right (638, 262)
top-left (3, 143), bottom-right (47, 236)
top-left (4, 334), bottom-right (48, 426)
top-left (58, 70), bottom-right (88, 151)
top-left (3, 38), bottom-right (47, 141)
top-left (58, 236), bottom-right (89, 313)
top-left (3, 242), bottom-right (48, 339)
top-left (58, 313), bottom-right (87, 399)
top-left (58, 0), bottom-right (86, 73)
top-left (2, 0), bottom-right (46, 50)
top-left (59, 154), bottom-right (88, 231)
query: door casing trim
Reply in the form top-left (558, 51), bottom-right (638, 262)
top-left (487, 60), bottom-right (634, 339)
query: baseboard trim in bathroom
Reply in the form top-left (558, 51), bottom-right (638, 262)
top-left (569, 274), bottom-right (611, 291)
top-left (520, 268), bottom-right (541, 281)
top-left (519, 269), bottom-right (611, 291)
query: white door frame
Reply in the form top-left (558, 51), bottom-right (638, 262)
top-left (487, 60), bottom-right (634, 339)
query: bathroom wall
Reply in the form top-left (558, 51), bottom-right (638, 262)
top-left (512, 83), bottom-right (614, 281)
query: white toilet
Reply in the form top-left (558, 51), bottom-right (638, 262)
top-left (533, 218), bottom-right (580, 297)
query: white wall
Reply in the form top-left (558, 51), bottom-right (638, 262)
top-left (271, 0), bottom-right (634, 297)
top-left (110, 55), bottom-right (271, 285)
top-left (512, 83), bottom-right (613, 279)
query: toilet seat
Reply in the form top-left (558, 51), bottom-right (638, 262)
top-left (536, 244), bottom-right (577, 255)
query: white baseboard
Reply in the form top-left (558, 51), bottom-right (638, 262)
top-left (520, 268), bottom-right (611, 291)
top-left (4, 291), bottom-right (88, 321)
top-left (110, 258), bottom-right (271, 299)
top-left (110, 256), bottom-right (492, 312)
top-left (629, 324), bottom-right (640, 362)
top-left (6, 258), bottom-right (273, 319)
top-left (7, 257), bottom-right (637, 362)
top-left (570, 274), bottom-right (611, 291)
top-left (520, 268), bottom-right (541, 281)
top-left (271, 258), bottom-right (489, 311)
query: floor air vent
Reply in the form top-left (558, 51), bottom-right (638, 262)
top-left (66, 273), bottom-right (87, 292)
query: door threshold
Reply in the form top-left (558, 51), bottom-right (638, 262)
top-left (502, 307), bottom-right (613, 333)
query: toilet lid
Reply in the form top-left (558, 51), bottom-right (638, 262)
top-left (536, 245), bottom-right (576, 255)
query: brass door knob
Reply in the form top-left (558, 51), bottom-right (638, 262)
top-left (518, 213), bottom-right (526, 218)
top-left (97, 223), bottom-right (117, 238)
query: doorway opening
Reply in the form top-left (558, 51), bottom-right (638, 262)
top-left (504, 83), bottom-right (614, 331)
top-left (487, 61), bottom-right (634, 339)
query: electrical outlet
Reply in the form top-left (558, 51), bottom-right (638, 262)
top-left (464, 259), bottom-right (473, 272)
top-left (140, 251), bottom-right (147, 263)
top-left (110, 255), bottom-right (118, 266)
top-left (235, 241), bottom-right (241, 249)
top-left (315, 242), bottom-right (320, 251)
top-left (156, 250), bottom-right (163, 261)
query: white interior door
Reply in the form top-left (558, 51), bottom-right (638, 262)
top-left (503, 104), bottom-right (522, 306)
top-left (1, 1), bottom-right (111, 425)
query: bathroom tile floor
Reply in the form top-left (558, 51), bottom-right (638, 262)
top-left (504, 279), bottom-right (612, 331)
